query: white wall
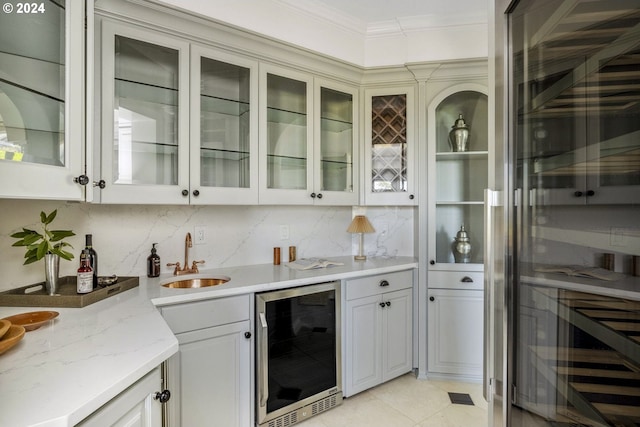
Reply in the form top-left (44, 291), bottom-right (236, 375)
top-left (0, 200), bottom-right (414, 292)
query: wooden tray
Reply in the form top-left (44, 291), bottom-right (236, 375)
top-left (0, 276), bottom-right (139, 308)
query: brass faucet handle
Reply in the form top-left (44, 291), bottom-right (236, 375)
top-left (191, 260), bottom-right (205, 273)
top-left (167, 262), bottom-right (182, 275)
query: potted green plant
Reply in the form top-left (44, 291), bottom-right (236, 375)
top-left (11, 210), bottom-right (75, 295)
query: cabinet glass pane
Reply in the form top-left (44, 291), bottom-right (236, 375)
top-left (320, 87), bottom-right (353, 192)
top-left (371, 94), bottom-right (407, 192)
top-left (0, 1), bottom-right (65, 167)
top-left (113, 36), bottom-right (179, 185)
top-left (200, 57), bottom-right (251, 188)
top-left (266, 74), bottom-right (307, 190)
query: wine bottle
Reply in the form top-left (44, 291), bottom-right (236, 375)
top-left (77, 250), bottom-right (93, 294)
top-left (85, 234), bottom-right (98, 289)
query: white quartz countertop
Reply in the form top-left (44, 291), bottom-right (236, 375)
top-left (0, 256), bottom-right (417, 427)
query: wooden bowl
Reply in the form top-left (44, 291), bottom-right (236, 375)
top-left (0, 319), bottom-right (10, 339)
top-left (2, 311), bottom-right (59, 332)
top-left (0, 324), bottom-right (26, 355)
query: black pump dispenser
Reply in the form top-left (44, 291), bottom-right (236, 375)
top-left (147, 243), bottom-right (161, 278)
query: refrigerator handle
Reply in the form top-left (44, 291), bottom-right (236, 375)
top-left (483, 189), bottom-right (501, 401)
top-left (258, 312), bottom-right (269, 408)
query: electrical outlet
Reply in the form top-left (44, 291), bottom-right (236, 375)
top-left (279, 225), bottom-right (290, 240)
top-left (194, 226), bottom-right (206, 245)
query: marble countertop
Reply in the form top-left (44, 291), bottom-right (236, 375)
top-left (0, 256), bottom-right (417, 427)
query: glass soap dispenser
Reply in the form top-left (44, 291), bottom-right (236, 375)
top-left (147, 243), bottom-right (161, 277)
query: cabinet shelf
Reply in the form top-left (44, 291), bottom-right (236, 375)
top-left (266, 106), bottom-right (306, 125)
top-left (200, 147), bottom-right (250, 161)
top-left (115, 78), bottom-right (178, 107)
top-left (201, 94), bottom-right (250, 117)
top-left (436, 201), bottom-right (484, 205)
top-left (436, 150), bottom-right (488, 159)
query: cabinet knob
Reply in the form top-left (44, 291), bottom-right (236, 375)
top-left (73, 175), bottom-right (90, 186)
top-left (385, 301), bottom-right (391, 307)
top-left (409, 194), bottom-right (414, 200)
top-left (317, 193), bottom-right (323, 199)
top-left (244, 331), bottom-right (252, 339)
top-left (379, 302), bottom-right (386, 308)
top-left (93, 180), bottom-right (106, 189)
top-left (586, 190), bottom-right (595, 197)
top-left (461, 276), bottom-right (474, 283)
top-left (193, 189), bottom-right (200, 197)
top-left (310, 193), bottom-right (316, 198)
top-left (574, 191), bottom-right (583, 197)
top-left (379, 280), bottom-right (389, 287)
top-left (430, 260), bottom-right (435, 265)
top-left (429, 296), bottom-right (435, 302)
top-left (154, 389), bottom-right (171, 403)
top-left (182, 189), bottom-right (189, 196)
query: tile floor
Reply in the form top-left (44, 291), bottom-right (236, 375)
top-left (300, 373), bottom-right (488, 427)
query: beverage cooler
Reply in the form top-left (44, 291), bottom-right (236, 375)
top-left (488, 1), bottom-right (640, 426)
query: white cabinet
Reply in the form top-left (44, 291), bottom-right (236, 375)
top-left (344, 270), bottom-right (413, 396)
top-left (0, 1), bottom-right (86, 200)
top-left (78, 367), bottom-right (164, 427)
top-left (363, 86), bottom-right (417, 206)
top-left (259, 64), bottom-right (358, 205)
top-left (97, 20), bottom-right (259, 204)
top-left (161, 295), bottom-right (253, 427)
top-left (426, 82), bottom-right (488, 380)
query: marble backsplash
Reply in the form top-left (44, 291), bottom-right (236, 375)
top-left (0, 199), bottom-right (415, 292)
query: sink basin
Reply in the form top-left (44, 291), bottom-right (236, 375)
top-left (162, 276), bottom-right (230, 288)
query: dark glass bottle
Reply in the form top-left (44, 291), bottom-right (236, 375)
top-left (85, 234), bottom-right (98, 289)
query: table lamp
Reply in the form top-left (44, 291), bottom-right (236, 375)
top-left (347, 215), bottom-right (375, 261)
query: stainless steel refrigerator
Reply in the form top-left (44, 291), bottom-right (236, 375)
top-left (488, 1), bottom-right (640, 426)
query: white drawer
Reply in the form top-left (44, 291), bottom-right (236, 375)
top-left (428, 270), bottom-right (484, 291)
top-left (161, 294), bottom-right (250, 334)
top-left (345, 270), bottom-right (414, 301)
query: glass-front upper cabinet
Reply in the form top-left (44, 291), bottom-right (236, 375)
top-left (259, 66), bottom-right (357, 205)
top-left (428, 86), bottom-right (488, 267)
top-left (512, 1), bottom-right (640, 205)
top-left (190, 46), bottom-right (258, 204)
top-left (98, 21), bottom-right (190, 204)
top-left (0, 1), bottom-right (85, 200)
top-left (314, 79), bottom-right (358, 206)
top-left (364, 86), bottom-right (417, 205)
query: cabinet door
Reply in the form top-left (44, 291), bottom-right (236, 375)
top-left (0, 1), bottom-right (85, 200)
top-left (382, 288), bottom-right (412, 382)
top-left (190, 46), bottom-right (258, 204)
top-left (363, 86), bottom-right (417, 205)
top-left (78, 367), bottom-right (162, 427)
top-left (313, 79), bottom-right (359, 205)
top-left (259, 64), bottom-right (313, 204)
top-left (170, 321), bottom-right (251, 427)
top-left (345, 294), bottom-right (382, 396)
top-left (428, 289), bottom-right (483, 379)
top-left (99, 21), bottom-right (190, 204)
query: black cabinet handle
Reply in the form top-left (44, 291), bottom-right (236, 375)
top-left (409, 194), bottom-right (414, 200)
top-left (310, 193), bottom-right (316, 198)
top-left (461, 276), bottom-right (474, 283)
top-left (430, 260), bottom-right (435, 265)
top-left (93, 180), bottom-right (106, 189)
top-left (379, 302), bottom-right (386, 308)
top-left (317, 193), bottom-right (323, 199)
top-left (74, 175), bottom-right (89, 186)
top-left (154, 389), bottom-right (171, 403)
top-left (182, 189), bottom-right (189, 196)
top-left (193, 189), bottom-right (200, 197)
top-left (244, 331), bottom-right (252, 339)
top-left (385, 301), bottom-right (391, 307)
top-left (379, 280), bottom-right (389, 287)
top-left (586, 190), bottom-right (595, 197)
top-left (574, 191), bottom-right (583, 197)
top-left (429, 296), bottom-right (435, 302)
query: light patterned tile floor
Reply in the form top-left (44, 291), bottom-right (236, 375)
top-left (299, 373), bottom-right (488, 427)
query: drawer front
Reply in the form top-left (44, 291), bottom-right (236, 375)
top-left (345, 270), bottom-right (414, 301)
top-left (161, 294), bottom-right (250, 334)
top-left (428, 271), bottom-right (484, 291)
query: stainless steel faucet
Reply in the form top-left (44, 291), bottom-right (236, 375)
top-left (167, 232), bottom-right (205, 275)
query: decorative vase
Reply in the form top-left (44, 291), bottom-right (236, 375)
top-left (452, 225), bottom-right (472, 263)
top-left (448, 114), bottom-right (470, 152)
top-left (44, 253), bottom-right (60, 295)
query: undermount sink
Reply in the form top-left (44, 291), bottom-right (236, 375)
top-left (162, 276), bottom-right (230, 288)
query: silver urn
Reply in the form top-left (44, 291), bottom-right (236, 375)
top-left (448, 114), bottom-right (469, 152)
top-left (452, 225), bottom-right (472, 263)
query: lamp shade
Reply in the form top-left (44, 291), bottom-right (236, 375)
top-left (347, 215), bottom-right (375, 234)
